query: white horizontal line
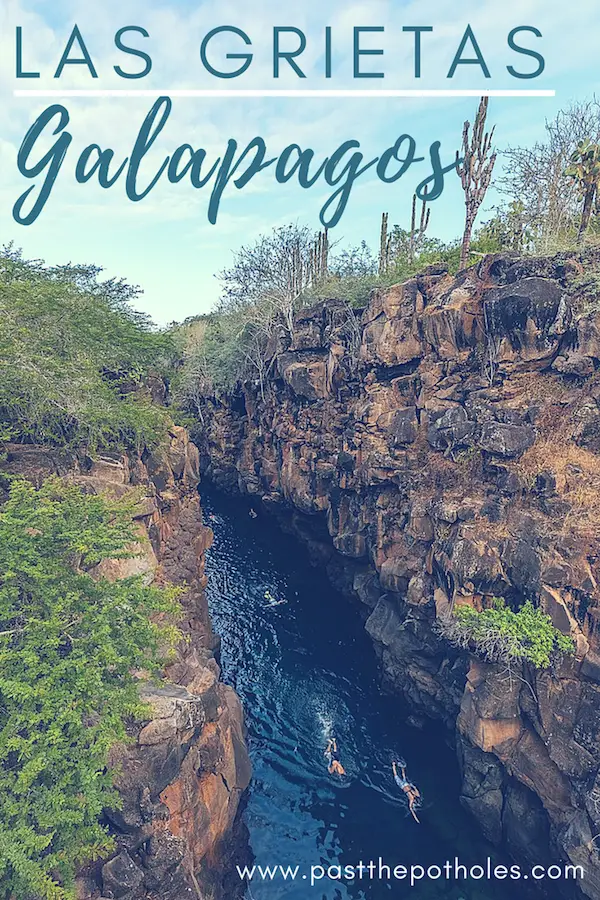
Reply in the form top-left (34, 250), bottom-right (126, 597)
top-left (13, 88), bottom-right (556, 99)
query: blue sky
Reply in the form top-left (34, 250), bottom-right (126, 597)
top-left (1, 0), bottom-right (599, 324)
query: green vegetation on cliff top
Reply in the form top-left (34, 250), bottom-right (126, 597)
top-left (0, 245), bottom-right (175, 452)
top-left (173, 98), bottom-right (600, 405)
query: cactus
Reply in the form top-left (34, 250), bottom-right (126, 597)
top-left (378, 212), bottom-right (392, 275)
top-left (408, 189), bottom-right (430, 263)
top-left (456, 97), bottom-right (497, 269)
top-left (565, 138), bottom-right (600, 243)
top-left (309, 229), bottom-right (329, 285)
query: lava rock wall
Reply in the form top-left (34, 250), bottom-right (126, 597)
top-left (197, 253), bottom-right (600, 900)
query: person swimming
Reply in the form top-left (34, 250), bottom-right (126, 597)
top-left (264, 590), bottom-right (287, 607)
top-left (249, 508), bottom-right (258, 518)
top-left (325, 738), bottom-right (346, 776)
top-left (392, 760), bottom-right (421, 823)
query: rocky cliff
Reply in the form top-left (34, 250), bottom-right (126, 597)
top-left (1, 428), bottom-right (251, 900)
top-left (196, 252), bottom-right (600, 899)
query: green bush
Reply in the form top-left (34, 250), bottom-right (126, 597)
top-left (0, 247), bottom-right (175, 451)
top-left (0, 478), bottom-right (181, 900)
top-left (440, 598), bottom-right (574, 669)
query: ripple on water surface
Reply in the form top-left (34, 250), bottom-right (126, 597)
top-left (203, 489), bottom-right (560, 900)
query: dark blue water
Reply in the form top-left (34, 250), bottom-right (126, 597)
top-left (203, 488), bottom-right (552, 900)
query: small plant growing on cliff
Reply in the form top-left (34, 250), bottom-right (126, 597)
top-left (438, 598), bottom-right (574, 669)
top-left (0, 478), bottom-right (181, 900)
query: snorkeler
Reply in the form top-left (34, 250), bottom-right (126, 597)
top-left (392, 760), bottom-right (421, 823)
top-left (264, 590), bottom-right (287, 607)
top-left (325, 738), bottom-right (346, 776)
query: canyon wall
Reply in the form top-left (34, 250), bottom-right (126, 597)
top-left (196, 253), bottom-right (600, 899)
top-left (1, 427), bottom-right (251, 900)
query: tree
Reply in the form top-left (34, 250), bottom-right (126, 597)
top-left (565, 138), bottom-right (600, 243)
top-left (210, 223), bottom-right (335, 398)
top-left (456, 97), bottom-right (497, 269)
top-left (219, 223), bottom-right (316, 342)
top-left (331, 241), bottom-right (377, 279)
top-left (175, 213), bottom-right (467, 404)
top-left (475, 201), bottom-right (532, 255)
top-left (499, 98), bottom-right (600, 252)
top-left (0, 246), bottom-right (173, 451)
top-left (0, 478), bottom-right (181, 899)
top-left (171, 317), bottom-right (213, 421)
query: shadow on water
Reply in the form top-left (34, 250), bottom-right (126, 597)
top-left (202, 486), bottom-right (561, 900)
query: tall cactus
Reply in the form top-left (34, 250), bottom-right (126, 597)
top-left (379, 212), bottom-right (392, 274)
top-left (456, 97), bottom-right (497, 269)
top-left (379, 195), bottom-right (430, 273)
top-left (408, 189), bottom-right (430, 263)
top-left (309, 229), bottom-right (329, 285)
top-left (290, 241), bottom-right (302, 298)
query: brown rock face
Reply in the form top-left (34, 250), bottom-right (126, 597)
top-left (2, 427), bottom-right (251, 900)
top-left (196, 253), bottom-right (600, 899)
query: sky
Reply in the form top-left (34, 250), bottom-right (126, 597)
top-left (1, 0), bottom-right (599, 325)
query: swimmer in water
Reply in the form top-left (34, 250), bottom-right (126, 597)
top-left (325, 738), bottom-right (346, 776)
top-left (264, 590), bottom-right (287, 607)
top-left (249, 508), bottom-right (258, 518)
top-left (392, 760), bottom-right (421, 823)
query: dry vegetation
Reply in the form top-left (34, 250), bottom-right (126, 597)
top-left (515, 406), bottom-right (600, 541)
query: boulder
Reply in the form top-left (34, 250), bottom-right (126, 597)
top-left (458, 740), bottom-right (505, 844)
top-left (379, 557), bottom-right (412, 594)
top-left (388, 407), bottom-right (418, 445)
top-left (553, 314), bottom-right (600, 377)
top-left (478, 422), bottom-right (535, 458)
top-left (360, 281), bottom-right (423, 367)
top-left (427, 406), bottom-right (475, 450)
top-left (102, 851), bottom-right (143, 898)
top-left (282, 358), bottom-right (328, 401)
top-left (483, 276), bottom-right (567, 363)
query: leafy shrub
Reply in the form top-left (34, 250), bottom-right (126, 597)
top-left (0, 478), bottom-right (181, 900)
top-left (438, 598), bottom-right (574, 669)
top-left (0, 246), bottom-right (175, 451)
